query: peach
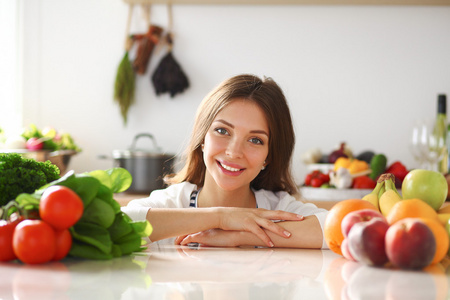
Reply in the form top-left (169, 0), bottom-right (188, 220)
top-left (341, 209), bottom-right (386, 238)
top-left (347, 217), bottom-right (390, 266)
top-left (385, 218), bottom-right (436, 270)
top-left (341, 238), bottom-right (356, 261)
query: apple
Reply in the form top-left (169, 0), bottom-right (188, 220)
top-left (402, 169), bottom-right (448, 211)
top-left (25, 137), bottom-right (44, 151)
top-left (341, 209), bottom-right (386, 238)
top-left (385, 218), bottom-right (436, 270)
top-left (347, 217), bottom-right (390, 266)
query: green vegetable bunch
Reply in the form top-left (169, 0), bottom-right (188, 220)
top-left (22, 123), bottom-right (82, 152)
top-left (16, 168), bottom-right (152, 260)
top-left (0, 153), bottom-right (60, 206)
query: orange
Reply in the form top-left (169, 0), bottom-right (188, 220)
top-left (323, 199), bottom-right (377, 255)
top-left (386, 198), bottom-right (440, 225)
top-left (418, 218), bottom-right (450, 265)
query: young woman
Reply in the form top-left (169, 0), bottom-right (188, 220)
top-left (122, 74), bottom-right (328, 248)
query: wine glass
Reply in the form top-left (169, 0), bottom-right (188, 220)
top-left (427, 126), bottom-right (446, 172)
top-left (410, 120), bottom-right (430, 169)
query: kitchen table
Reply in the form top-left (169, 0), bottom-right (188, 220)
top-left (1, 240), bottom-right (449, 300)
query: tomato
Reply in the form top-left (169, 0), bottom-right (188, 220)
top-left (402, 169), bottom-right (448, 211)
top-left (0, 218), bottom-right (22, 262)
top-left (311, 177), bottom-right (324, 188)
top-left (304, 174), bottom-right (313, 186)
top-left (53, 229), bottom-right (72, 261)
top-left (13, 220), bottom-right (56, 264)
top-left (40, 185), bottom-right (84, 230)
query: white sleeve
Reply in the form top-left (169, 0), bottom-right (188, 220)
top-left (271, 192), bottom-right (330, 249)
top-left (120, 182), bottom-right (196, 221)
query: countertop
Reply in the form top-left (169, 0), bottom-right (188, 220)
top-left (1, 241), bottom-right (449, 300)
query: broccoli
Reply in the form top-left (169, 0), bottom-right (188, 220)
top-left (0, 153), bottom-right (60, 206)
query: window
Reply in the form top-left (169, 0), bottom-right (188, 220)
top-left (0, 0), bottom-right (21, 135)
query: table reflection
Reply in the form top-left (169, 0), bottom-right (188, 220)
top-left (1, 243), bottom-right (449, 300)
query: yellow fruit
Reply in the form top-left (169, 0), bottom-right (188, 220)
top-left (362, 193), bottom-right (380, 211)
top-left (379, 189), bottom-right (402, 216)
top-left (438, 213), bottom-right (450, 226)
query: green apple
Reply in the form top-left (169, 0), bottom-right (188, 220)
top-left (401, 169), bottom-right (448, 211)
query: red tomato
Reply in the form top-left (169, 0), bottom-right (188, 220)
top-left (304, 174), bottom-right (313, 186)
top-left (40, 185), bottom-right (84, 230)
top-left (13, 220), bottom-right (56, 264)
top-left (0, 218), bottom-right (22, 262)
top-left (352, 175), bottom-right (377, 189)
top-left (53, 229), bottom-right (72, 261)
top-left (310, 177), bottom-right (324, 188)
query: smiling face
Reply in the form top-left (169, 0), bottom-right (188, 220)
top-left (202, 99), bottom-right (269, 193)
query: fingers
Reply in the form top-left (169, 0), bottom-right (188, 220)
top-left (255, 217), bottom-right (292, 240)
top-left (246, 223), bottom-right (274, 247)
top-left (174, 235), bottom-right (188, 245)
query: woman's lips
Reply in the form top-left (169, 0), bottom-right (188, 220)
top-left (217, 161), bottom-right (244, 176)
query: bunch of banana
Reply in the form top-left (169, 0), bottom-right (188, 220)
top-left (362, 173), bottom-right (402, 216)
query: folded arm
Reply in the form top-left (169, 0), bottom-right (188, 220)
top-left (176, 215), bottom-right (324, 249)
top-left (146, 207), bottom-right (305, 247)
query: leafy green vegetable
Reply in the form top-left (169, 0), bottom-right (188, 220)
top-left (79, 197), bottom-right (116, 228)
top-left (0, 153), bottom-right (60, 206)
top-left (14, 167), bottom-right (152, 260)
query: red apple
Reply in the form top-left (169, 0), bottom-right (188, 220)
top-left (25, 137), bottom-right (44, 151)
top-left (347, 217), bottom-right (390, 266)
top-left (385, 218), bottom-right (436, 270)
top-left (341, 209), bottom-right (386, 238)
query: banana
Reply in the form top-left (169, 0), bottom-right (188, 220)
top-left (361, 180), bottom-right (384, 211)
top-left (379, 176), bottom-right (402, 216)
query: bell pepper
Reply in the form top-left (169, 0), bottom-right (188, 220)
top-left (352, 175), bottom-right (377, 189)
top-left (385, 161), bottom-right (409, 188)
top-left (334, 157), bottom-right (369, 175)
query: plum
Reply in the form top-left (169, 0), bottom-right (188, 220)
top-left (341, 209), bottom-right (385, 238)
top-left (385, 218), bottom-right (436, 270)
top-left (347, 217), bottom-right (390, 266)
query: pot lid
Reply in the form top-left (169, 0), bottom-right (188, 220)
top-left (112, 133), bottom-right (172, 158)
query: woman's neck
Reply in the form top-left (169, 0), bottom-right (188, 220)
top-left (197, 177), bottom-right (256, 208)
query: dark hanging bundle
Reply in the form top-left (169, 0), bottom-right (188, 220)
top-left (132, 25), bottom-right (163, 75)
top-left (151, 4), bottom-right (189, 98)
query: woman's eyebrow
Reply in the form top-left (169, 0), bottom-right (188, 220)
top-left (213, 119), bottom-right (269, 137)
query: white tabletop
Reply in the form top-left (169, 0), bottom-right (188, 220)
top-left (1, 241), bottom-right (448, 299)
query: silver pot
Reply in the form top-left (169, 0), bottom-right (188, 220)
top-left (109, 133), bottom-right (175, 194)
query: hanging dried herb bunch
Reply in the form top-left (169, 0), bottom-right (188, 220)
top-left (114, 29), bottom-right (136, 125)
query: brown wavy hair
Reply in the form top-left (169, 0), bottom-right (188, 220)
top-left (165, 74), bottom-right (298, 195)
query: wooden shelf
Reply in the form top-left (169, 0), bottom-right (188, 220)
top-left (123, 0), bottom-right (450, 5)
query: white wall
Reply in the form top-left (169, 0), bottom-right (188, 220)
top-left (17, 0), bottom-right (450, 184)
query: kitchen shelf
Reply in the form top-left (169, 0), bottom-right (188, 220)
top-left (123, 0), bottom-right (450, 5)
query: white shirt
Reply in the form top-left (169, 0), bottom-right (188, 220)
top-left (121, 182), bottom-right (329, 248)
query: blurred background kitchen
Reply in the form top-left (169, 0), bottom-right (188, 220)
top-left (1, 0), bottom-right (450, 186)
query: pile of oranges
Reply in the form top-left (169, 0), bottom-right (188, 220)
top-left (324, 198), bottom-right (450, 267)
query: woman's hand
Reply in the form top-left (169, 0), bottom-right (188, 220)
top-left (214, 208), bottom-right (304, 247)
top-left (175, 229), bottom-right (243, 247)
